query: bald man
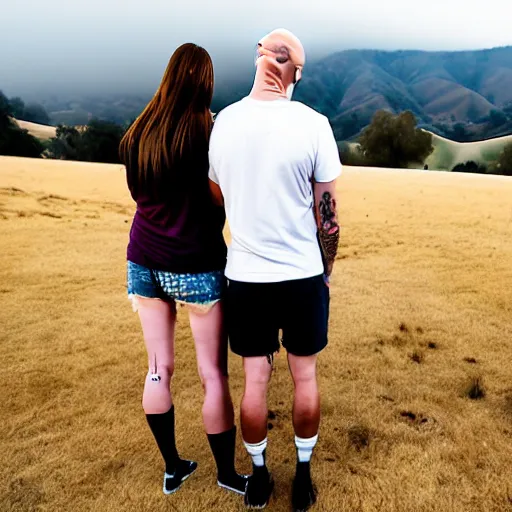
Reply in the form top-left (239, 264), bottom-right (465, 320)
top-left (209, 28), bottom-right (341, 510)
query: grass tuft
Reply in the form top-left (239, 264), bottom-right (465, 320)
top-left (410, 350), bottom-right (424, 364)
top-left (399, 323), bottom-right (409, 333)
top-left (347, 425), bottom-right (371, 451)
top-left (465, 377), bottom-right (486, 400)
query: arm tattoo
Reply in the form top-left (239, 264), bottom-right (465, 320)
top-left (317, 191), bottom-right (339, 277)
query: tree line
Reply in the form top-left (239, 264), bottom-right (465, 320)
top-left (0, 90), bottom-right (126, 164)
top-left (47, 122), bottom-right (126, 163)
top-left (7, 95), bottom-right (51, 125)
top-left (1, 89), bottom-right (511, 175)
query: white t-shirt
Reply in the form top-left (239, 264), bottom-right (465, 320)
top-left (209, 97), bottom-right (341, 283)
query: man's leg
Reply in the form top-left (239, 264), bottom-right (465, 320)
top-left (288, 353), bottom-right (320, 438)
top-left (241, 356), bottom-right (274, 508)
top-left (241, 356), bottom-right (273, 443)
top-left (288, 354), bottom-right (320, 511)
top-left (281, 274), bottom-right (329, 511)
top-left (225, 278), bottom-right (279, 508)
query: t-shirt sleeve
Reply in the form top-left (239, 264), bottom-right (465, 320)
top-left (314, 116), bottom-right (342, 183)
top-left (208, 163), bottom-right (219, 184)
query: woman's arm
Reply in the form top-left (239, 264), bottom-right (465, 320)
top-left (209, 179), bottom-right (224, 206)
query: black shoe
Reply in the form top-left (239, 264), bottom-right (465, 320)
top-left (218, 472), bottom-right (250, 495)
top-left (162, 459), bottom-right (198, 495)
top-left (292, 462), bottom-right (316, 512)
top-left (244, 466), bottom-right (274, 509)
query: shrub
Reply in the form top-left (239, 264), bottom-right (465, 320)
top-left (338, 142), bottom-right (368, 167)
top-left (496, 143), bottom-right (512, 176)
top-left (358, 110), bottom-right (434, 169)
top-left (452, 161), bottom-right (487, 174)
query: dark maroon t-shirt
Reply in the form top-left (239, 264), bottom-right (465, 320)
top-left (126, 151), bottom-right (227, 274)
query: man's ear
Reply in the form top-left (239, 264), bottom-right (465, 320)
top-left (294, 67), bottom-right (302, 84)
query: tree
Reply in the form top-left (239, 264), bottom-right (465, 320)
top-left (0, 90), bottom-right (44, 158)
top-left (0, 127), bottom-right (44, 158)
top-left (452, 161), bottom-right (487, 174)
top-left (358, 110), bottom-right (434, 168)
top-left (0, 90), bottom-right (15, 136)
top-left (80, 119), bottom-right (125, 163)
top-left (496, 144), bottom-right (512, 176)
top-left (9, 97), bottom-right (25, 119)
top-left (0, 90), bottom-right (13, 132)
top-left (47, 125), bottom-right (82, 160)
top-left (47, 119), bottom-right (125, 163)
top-left (21, 103), bottom-right (50, 125)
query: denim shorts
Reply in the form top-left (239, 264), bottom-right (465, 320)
top-left (127, 261), bottom-right (226, 312)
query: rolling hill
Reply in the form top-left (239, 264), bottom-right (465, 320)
top-left (14, 119), bottom-right (56, 140)
top-left (5, 46), bottom-right (512, 149)
top-left (341, 132), bottom-right (512, 172)
top-left (425, 132), bottom-right (512, 171)
top-left (215, 47), bottom-right (512, 142)
top-left (294, 47), bottom-right (512, 141)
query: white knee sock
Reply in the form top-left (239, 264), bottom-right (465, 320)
top-left (244, 438), bottom-right (267, 467)
top-left (295, 434), bottom-right (318, 463)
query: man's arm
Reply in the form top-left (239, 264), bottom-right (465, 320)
top-left (312, 116), bottom-right (342, 282)
top-left (209, 178), bottom-right (224, 206)
top-left (314, 179), bottom-right (339, 280)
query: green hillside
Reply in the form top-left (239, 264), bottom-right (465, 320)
top-left (340, 132), bottom-right (512, 172)
top-left (425, 132), bottom-right (512, 171)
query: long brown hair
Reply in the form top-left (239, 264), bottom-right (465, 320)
top-left (120, 43), bottom-right (214, 196)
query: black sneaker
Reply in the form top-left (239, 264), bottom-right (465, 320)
top-left (292, 462), bottom-right (316, 511)
top-left (218, 472), bottom-right (249, 495)
top-left (244, 466), bottom-right (274, 509)
top-left (162, 459), bottom-right (198, 495)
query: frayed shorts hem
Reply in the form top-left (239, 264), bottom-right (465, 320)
top-left (128, 292), bottom-right (220, 314)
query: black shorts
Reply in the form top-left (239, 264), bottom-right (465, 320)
top-left (225, 274), bottom-right (330, 358)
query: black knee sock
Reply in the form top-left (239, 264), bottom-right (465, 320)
top-left (207, 426), bottom-right (238, 481)
top-left (146, 406), bottom-right (180, 475)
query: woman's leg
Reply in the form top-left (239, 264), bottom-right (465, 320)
top-left (188, 301), bottom-right (233, 432)
top-left (136, 297), bottom-right (197, 494)
top-left (138, 298), bottom-right (176, 414)
top-left (188, 301), bottom-right (247, 494)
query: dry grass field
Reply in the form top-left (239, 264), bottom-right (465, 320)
top-left (13, 120), bottom-right (57, 141)
top-left (1, 156), bottom-right (512, 512)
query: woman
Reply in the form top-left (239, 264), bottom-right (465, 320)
top-left (119, 43), bottom-right (246, 496)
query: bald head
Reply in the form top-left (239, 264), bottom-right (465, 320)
top-left (250, 28), bottom-right (306, 101)
top-left (257, 28), bottom-right (306, 70)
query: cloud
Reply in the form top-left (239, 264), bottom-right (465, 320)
top-left (1, 0), bottom-right (510, 96)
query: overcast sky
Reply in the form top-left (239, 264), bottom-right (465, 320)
top-left (1, 0), bottom-right (511, 97)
